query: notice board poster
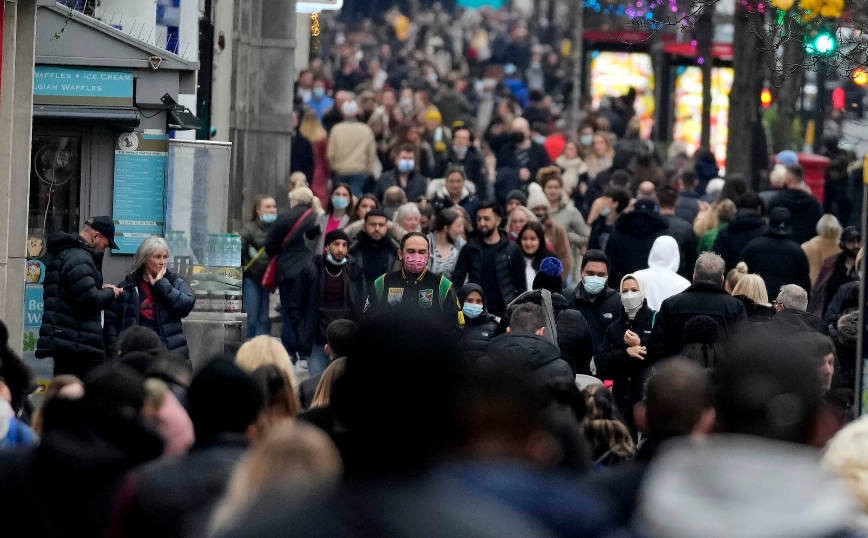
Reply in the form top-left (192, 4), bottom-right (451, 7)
top-left (113, 132), bottom-right (169, 254)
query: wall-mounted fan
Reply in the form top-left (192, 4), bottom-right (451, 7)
top-left (34, 143), bottom-right (75, 187)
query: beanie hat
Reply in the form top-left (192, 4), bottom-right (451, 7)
top-left (506, 189), bottom-right (528, 207)
top-left (187, 358), bottom-right (263, 439)
top-left (425, 107), bottom-right (442, 123)
top-left (341, 100), bottom-right (360, 117)
top-left (776, 150), bottom-right (799, 166)
top-left (526, 190), bottom-right (549, 211)
top-left (532, 257), bottom-right (564, 294)
top-left (324, 229), bottom-right (350, 247)
top-left (768, 207), bottom-right (792, 237)
top-left (683, 315), bottom-right (721, 345)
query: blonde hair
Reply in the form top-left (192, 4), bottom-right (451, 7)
top-left (816, 214), bottom-right (843, 241)
top-left (299, 111), bottom-right (328, 144)
top-left (310, 357), bottom-right (347, 408)
top-left (289, 186), bottom-right (324, 214)
top-left (726, 262), bottom-right (749, 292)
top-left (822, 415), bottom-right (868, 514)
top-left (210, 419), bottom-right (342, 534)
top-left (235, 336), bottom-right (298, 391)
top-left (732, 274), bottom-right (769, 306)
top-left (289, 172), bottom-right (309, 190)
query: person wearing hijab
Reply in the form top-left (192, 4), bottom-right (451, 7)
top-left (457, 284), bottom-right (500, 365)
top-left (595, 274), bottom-right (656, 431)
top-left (632, 236), bottom-right (691, 311)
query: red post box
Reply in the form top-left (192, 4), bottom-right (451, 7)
top-left (775, 153), bottom-right (830, 204)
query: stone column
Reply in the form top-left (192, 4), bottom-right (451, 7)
top-left (0, 0), bottom-right (39, 345)
top-left (229, 0), bottom-right (297, 232)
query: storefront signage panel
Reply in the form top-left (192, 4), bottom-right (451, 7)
top-left (33, 66), bottom-right (134, 106)
top-left (113, 132), bottom-right (168, 254)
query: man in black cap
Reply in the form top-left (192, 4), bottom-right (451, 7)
top-left (288, 228), bottom-right (359, 378)
top-left (37, 216), bottom-right (123, 378)
top-left (740, 207), bottom-right (811, 299)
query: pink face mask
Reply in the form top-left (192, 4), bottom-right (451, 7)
top-left (403, 253), bottom-right (428, 274)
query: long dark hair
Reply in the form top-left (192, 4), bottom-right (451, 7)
top-left (519, 221), bottom-right (555, 270)
top-left (250, 194), bottom-right (275, 222)
top-left (325, 183), bottom-right (355, 216)
top-left (350, 194), bottom-right (380, 223)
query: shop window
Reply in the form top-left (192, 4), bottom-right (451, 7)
top-left (29, 135), bottom-right (82, 238)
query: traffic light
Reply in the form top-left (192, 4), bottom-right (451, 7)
top-left (854, 68), bottom-right (868, 86)
top-left (806, 29), bottom-right (837, 55)
top-left (832, 87), bottom-right (845, 109)
top-left (761, 88), bottom-right (773, 108)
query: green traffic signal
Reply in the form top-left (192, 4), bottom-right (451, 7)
top-left (806, 31), bottom-right (837, 55)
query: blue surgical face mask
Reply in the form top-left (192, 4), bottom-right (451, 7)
top-left (313, 87), bottom-right (326, 99)
top-left (332, 196), bottom-right (350, 210)
top-left (261, 213), bottom-right (277, 223)
top-left (581, 134), bottom-right (594, 146)
top-left (453, 145), bottom-right (468, 157)
top-left (463, 303), bottom-right (484, 319)
top-left (398, 159), bottom-right (415, 173)
top-left (600, 207), bottom-right (612, 217)
top-left (534, 135), bottom-right (546, 145)
top-left (583, 275), bottom-right (607, 295)
top-left (327, 253), bottom-right (348, 266)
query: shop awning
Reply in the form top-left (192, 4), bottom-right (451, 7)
top-left (32, 105), bottom-right (140, 130)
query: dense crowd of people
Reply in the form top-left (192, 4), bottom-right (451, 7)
top-left (3, 4), bottom-right (868, 538)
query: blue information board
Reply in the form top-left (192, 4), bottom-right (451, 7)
top-left (113, 133), bottom-right (168, 254)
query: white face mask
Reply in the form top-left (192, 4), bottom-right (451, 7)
top-left (621, 291), bottom-right (643, 311)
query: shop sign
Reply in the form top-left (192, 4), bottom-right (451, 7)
top-left (113, 132), bottom-right (168, 254)
top-left (33, 66), bottom-right (134, 106)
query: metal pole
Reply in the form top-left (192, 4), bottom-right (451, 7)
top-left (568, 0), bottom-right (584, 137)
top-left (857, 154), bottom-right (868, 415)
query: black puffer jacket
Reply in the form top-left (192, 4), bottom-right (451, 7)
top-left (596, 303), bottom-right (656, 425)
top-left (498, 290), bottom-right (595, 375)
top-left (484, 332), bottom-right (573, 397)
top-left (740, 231), bottom-right (811, 299)
top-left (564, 283), bottom-right (623, 357)
top-left (649, 282), bottom-right (747, 361)
top-left (36, 232), bottom-right (116, 361)
top-left (104, 271), bottom-right (196, 357)
top-left (451, 230), bottom-right (527, 315)
top-left (240, 218), bottom-right (274, 281)
top-left (604, 211), bottom-right (670, 285)
top-left (457, 284), bottom-right (499, 364)
top-left (712, 209), bottom-right (768, 271)
top-left (265, 205), bottom-right (318, 285)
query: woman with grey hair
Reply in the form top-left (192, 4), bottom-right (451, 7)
top-left (104, 235), bottom-right (196, 357)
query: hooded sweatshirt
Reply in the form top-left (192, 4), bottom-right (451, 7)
top-left (636, 436), bottom-right (858, 538)
top-left (633, 236), bottom-right (691, 311)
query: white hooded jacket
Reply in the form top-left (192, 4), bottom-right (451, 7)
top-left (633, 235), bottom-right (690, 310)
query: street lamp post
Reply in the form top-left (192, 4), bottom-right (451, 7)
top-left (568, 0), bottom-right (584, 136)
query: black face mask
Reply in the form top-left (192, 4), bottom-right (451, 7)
top-left (513, 132), bottom-right (526, 144)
